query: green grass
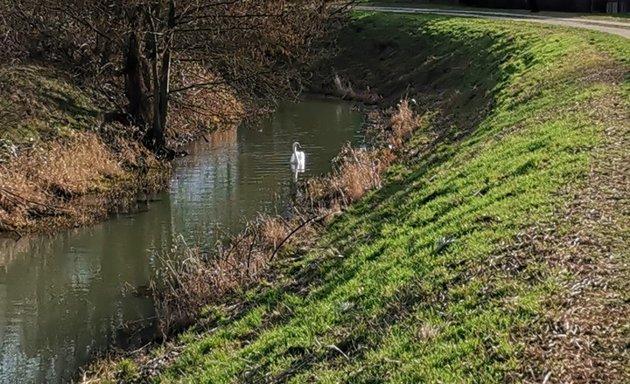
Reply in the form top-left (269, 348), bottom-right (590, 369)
top-left (117, 359), bottom-right (140, 382)
top-left (359, 1), bottom-right (466, 10)
top-left (139, 13), bottom-right (628, 383)
top-left (0, 65), bottom-right (104, 147)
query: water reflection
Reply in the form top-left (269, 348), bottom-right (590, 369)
top-left (0, 228), bottom-right (158, 383)
top-left (291, 163), bottom-right (305, 183)
top-left (0, 98), bottom-right (363, 383)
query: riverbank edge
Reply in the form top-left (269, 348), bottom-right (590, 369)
top-left (78, 92), bottom-right (406, 384)
top-left (85, 12), bottom-right (630, 383)
top-left (0, 65), bottom-right (243, 237)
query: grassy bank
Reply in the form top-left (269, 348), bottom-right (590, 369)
top-left (0, 65), bottom-right (166, 233)
top-left (91, 12), bottom-right (629, 383)
top-left (0, 65), bottom-right (241, 234)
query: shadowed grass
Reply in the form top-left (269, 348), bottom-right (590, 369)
top-left (0, 65), bottom-right (104, 146)
top-left (89, 12), bottom-right (629, 383)
top-left (359, 1), bottom-right (630, 22)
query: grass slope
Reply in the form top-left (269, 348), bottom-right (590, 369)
top-left (0, 65), bottom-right (106, 146)
top-left (119, 13), bottom-right (628, 383)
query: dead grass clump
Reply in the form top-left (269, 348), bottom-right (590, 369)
top-left (0, 130), bottom-right (169, 233)
top-left (336, 145), bottom-right (384, 203)
top-left (28, 132), bottom-right (123, 195)
top-left (153, 211), bottom-right (323, 333)
top-left (304, 177), bottom-right (329, 204)
top-left (302, 99), bottom-right (415, 211)
top-left (260, 215), bottom-right (291, 249)
top-left (153, 224), bottom-right (271, 333)
top-left (389, 99), bottom-right (422, 148)
top-left (0, 156), bottom-right (62, 230)
top-left (152, 238), bottom-right (214, 334)
top-left (417, 323), bottom-right (441, 341)
top-left (333, 73), bottom-right (381, 104)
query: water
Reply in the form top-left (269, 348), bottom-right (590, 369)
top-left (0, 98), bottom-right (364, 383)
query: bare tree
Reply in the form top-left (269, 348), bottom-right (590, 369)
top-left (5, 0), bottom-right (354, 152)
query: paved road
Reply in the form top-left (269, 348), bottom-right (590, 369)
top-left (356, 5), bottom-right (630, 39)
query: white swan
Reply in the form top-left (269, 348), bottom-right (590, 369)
top-left (290, 142), bottom-right (305, 170)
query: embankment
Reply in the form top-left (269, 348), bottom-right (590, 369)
top-left (0, 65), bottom-right (241, 234)
top-left (89, 12), bottom-right (629, 383)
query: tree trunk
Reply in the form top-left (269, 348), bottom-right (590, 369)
top-left (147, 19), bottom-right (163, 150)
top-left (143, 1), bottom-right (175, 151)
top-left (124, 32), bottom-right (151, 129)
top-left (158, 1), bottom-right (175, 133)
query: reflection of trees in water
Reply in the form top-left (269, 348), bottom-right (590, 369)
top-left (0, 235), bottom-right (57, 270)
top-left (170, 128), bottom-right (240, 248)
top-left (0, 232), bottom-right (102, 382)
top-left (0, 200), bottom-right (171, 383)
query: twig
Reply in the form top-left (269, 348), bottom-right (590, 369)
top-left (327, 344), bottom-right (350, 361)
top-left (268, 211), bottom-right (335, 263)
top-left (246, 224), bottom-right (258, 276)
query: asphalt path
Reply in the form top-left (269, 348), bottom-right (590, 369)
top-left (356, 5), bottom-right (630, 39)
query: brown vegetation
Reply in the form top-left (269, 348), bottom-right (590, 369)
top-left (390, 99), bottom-right (422, 148)
top-left (517, 94), bottom-right (630, 384)
top-left (0, 63), bottom-right (244, 234)
top-left (165, 64), bottom-right (243, 147)
top-left (0, 0), bottom-right (355, 233)
top-left (0, 130), bottom-right (168, 233)
top-left (0, 64), bottom-right (169, 233)
top-left (332, 73), bottom-right (381, 104)
top-left (150, 99), bottom-right (422, 335)
top-left (79, 96), bottom-right (424, 382)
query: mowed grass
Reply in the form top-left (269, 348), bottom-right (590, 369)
top-left (133, 13), bottom-right (629, 383)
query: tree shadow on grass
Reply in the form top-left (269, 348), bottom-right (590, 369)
top-left (41, 91), bottom-right (101, 120)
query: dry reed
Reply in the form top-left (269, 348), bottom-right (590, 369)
top-left (333, 73), bottom-right (381, 104)
top-left (0, 131), bottom-right (168, 233)
top-left (390, 99), bottom-right (422, 148)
